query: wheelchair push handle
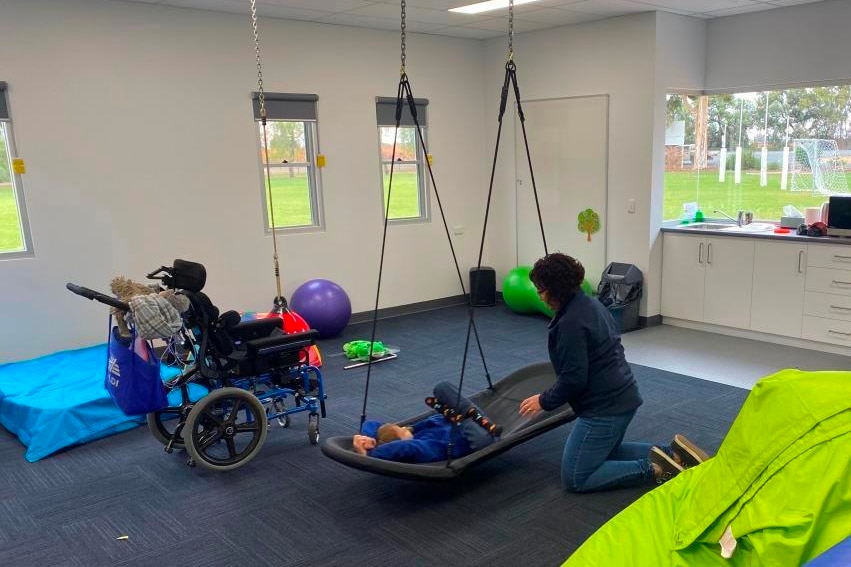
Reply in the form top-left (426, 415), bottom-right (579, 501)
top-left (66, 283), bottom-right (131, 312)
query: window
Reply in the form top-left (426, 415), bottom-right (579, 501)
top-left (252, 92), bottom-right (322, 230)
top-left (376, 97), bottom-right (430, 222)
top-left (0, 82), bottom-right (33, 257)
top-left (664, 86), bottom-right (851, 222)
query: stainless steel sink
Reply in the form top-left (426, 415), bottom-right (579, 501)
top-left (679, 223), bottom-right (738, 230)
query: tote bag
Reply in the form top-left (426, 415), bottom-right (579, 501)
top-left (106, 325), bottom-right (168, 415)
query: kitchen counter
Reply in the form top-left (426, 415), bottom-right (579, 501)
top-left (661, 221), bottom-right (851, 245)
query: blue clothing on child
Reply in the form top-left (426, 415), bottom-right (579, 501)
top-left (362, 381), bottom-right (496, 463)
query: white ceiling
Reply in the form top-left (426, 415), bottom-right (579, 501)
top-left (116, 0), bottom-right (827, 39)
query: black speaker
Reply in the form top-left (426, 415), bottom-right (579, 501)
top-left (469, 267), bottom-right (496, 307)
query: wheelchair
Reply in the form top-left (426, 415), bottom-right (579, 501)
top-left (67, 259), bottom-right (326, 472)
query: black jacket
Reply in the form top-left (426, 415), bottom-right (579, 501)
top-left (540, 292), bottom-right (642, 417)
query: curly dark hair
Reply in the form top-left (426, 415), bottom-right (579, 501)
top-left (529, 253), bottom-right (585, 308)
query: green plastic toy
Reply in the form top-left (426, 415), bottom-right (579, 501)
top-left (343, 340), bottom-right (386, 360)
top-left (502, 265), bottom-right (595, 318)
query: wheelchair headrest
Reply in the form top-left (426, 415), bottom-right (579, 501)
top-left (163, 259), bottom-right (206, 292)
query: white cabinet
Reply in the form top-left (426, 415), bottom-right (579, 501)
top-left (662, 232), bottom-right (851, 351)
top-left (661, 233), bottom-right (754, 327)
top-left (703, 237), bottom-right (755, 328)
top-left (802, 243), bottom-right (851, 346)
top-left (750, 241), bottom-right (806, 337)
top-left (661, 234), bottom-right (705, 321)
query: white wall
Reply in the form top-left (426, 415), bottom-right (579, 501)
top-left (650, 13), bottom-right (707, 316)
top-left (0, 0), bottom-right (488, 361)
top-left (483, 13), bottom-right (658, 314)
top-left (705, 0), bottom-right (851, 91)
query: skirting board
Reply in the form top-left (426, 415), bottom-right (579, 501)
top-left (639, 315), bottom-right (662, 328)
top-left (664, 317), bottom-right (851, 357)
top-left (350, 294), bottom-right (495, 325)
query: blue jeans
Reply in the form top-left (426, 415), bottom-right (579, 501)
top-left (561, 410), bottom-right (655, 493)
top-left (433, 381), bottom-right (496, 452)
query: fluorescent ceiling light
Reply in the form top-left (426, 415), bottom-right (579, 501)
top-left (450, 0), bottom-right (542, 15)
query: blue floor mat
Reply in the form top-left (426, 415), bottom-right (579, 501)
top-left (0, 344), bottom-right (181, 462)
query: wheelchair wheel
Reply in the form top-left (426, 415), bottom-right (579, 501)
top-left (184, 388), bottom-right (268, 472)
top-left (147, 407), bottom-right (189, 450)
top-left (308, 413), bottom-right (319, 445)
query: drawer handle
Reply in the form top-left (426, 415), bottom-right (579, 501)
top-left (831, 280), bottom-right (851, 286)
top-left (828, 329), bottom-right (851, 337)
top-left (833, 255), bottom-right (851, 261)
top-left (830, 305), bottom-right (851, 311)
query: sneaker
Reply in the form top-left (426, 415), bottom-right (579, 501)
top-left (671, 434), bottom-right (710, 468)
top-left (649, 446), bottom-right (684, 484)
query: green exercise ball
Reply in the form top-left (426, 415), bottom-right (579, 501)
top-left (502, 265), bottom-right (595, 318)
top-left (502, 266), bottom-right (553, 317)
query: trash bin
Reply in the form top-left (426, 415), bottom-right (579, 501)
top-left (597, 262), bottom-right (643, 333)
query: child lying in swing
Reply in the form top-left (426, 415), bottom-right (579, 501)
top-left (352, 380), bottom-right (502, 463)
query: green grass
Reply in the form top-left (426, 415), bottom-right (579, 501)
top-left (664, 170), bottom-right (850, 221)
top-left (265, 171), bottom-right (421, 228)
top-left (0, 183), bottom-right (24, 253)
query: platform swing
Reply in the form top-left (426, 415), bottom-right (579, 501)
top-left (320, 0), bottom-right (575, 481)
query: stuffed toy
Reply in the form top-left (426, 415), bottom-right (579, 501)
top-left (109, 277), bottom-right (190, 338)
top-left (110, 277), bottom-right (160, 337)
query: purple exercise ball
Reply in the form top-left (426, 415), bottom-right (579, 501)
top-left (290, 279), bottom-right (352, 338)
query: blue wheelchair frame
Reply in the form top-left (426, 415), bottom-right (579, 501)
top-left (67, 260), bottom-right (327, 472)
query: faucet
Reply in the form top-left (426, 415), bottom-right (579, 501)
top-left (714, 209), bottom-right (753, 227)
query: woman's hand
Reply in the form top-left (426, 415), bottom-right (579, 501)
top-left (352, 434), bottom-right (377, 456)
top-left (519, 394), bottom-right (543, 418)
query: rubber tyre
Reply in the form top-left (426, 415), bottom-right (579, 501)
top-left (308, 413), bottom-right (319, 445)
top-left (147, 407), bottom-right (189, 449)
top-left (184, 388), bottom-right (268, 472)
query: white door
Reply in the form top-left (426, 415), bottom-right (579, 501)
top-left (661, 234), bottom-right (706, 321)
top-left (703, 237), bottom-right (755, 328)
top-left (515, 96), bottom-right (608, 288)
top-left (751, 241), bottom-right (806, 337)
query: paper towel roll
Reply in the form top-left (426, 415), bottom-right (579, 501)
top-left (805, 207), bottom-right (822, 225)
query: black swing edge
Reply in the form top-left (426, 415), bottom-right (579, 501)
top-left (320, 362), bottom-right (576, 481)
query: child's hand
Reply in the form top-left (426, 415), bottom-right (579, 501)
top-left (352, 435), bottom-right (377, 456)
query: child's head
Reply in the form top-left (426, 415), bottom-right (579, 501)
top-left (376, 423), bottom-right (414, 444)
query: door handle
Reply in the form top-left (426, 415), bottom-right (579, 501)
top-left (706, 242), bottom-right (713, 265)
top-left (798, 250), bottom-right (804, 274)
top-left (698, 242), bottom-right (704, 264)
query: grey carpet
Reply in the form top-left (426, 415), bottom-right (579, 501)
top-left (0, 304), bottom-right (749, 567)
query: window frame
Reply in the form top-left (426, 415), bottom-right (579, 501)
top-left (254, 117), bottom-right (324, 233)
top-left (378, 124), bottom-right (431, 224)
top-left (376, 124), bottom-right (431, 224)
top-left (0, 111), bottom-right (34, 259)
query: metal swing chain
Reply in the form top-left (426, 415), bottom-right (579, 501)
top-left (249, 0), bottom-right (285, 307)
top-left (508, 0), bottom-right (514, 61)
top-left (400, 0), bottom-right (407, 75)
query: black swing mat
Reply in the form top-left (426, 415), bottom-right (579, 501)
top-left (320, 362), bottom-right (575, 480)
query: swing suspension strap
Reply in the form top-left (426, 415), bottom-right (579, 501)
top-left (359, 0), bottom-right (494, 438)
top-left (454, 0), bottom-right (548, 417)
top-left (249, 0), bottom-right (287, 312)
